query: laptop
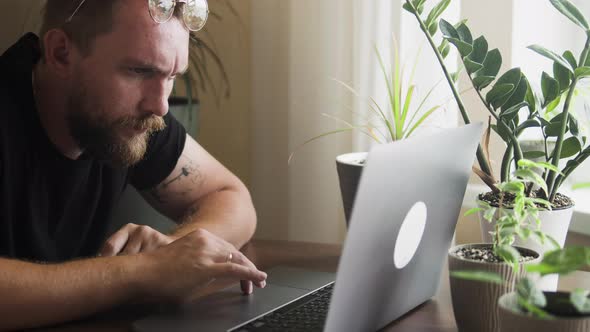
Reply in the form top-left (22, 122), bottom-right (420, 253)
top-left (133, 123), bottom-right (483, 332)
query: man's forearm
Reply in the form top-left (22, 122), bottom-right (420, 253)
top-left (171, 187), bottom-right (256, 249)
top-left (0, 255), bottom-right (144, 331)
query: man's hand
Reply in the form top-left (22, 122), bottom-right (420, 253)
top-left (139, 229), bottom-right (267, 301)
top-left (99, 223), bottom-right (175, 256)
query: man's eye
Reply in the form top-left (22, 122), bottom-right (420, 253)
top-left (129, 67), bottom-right (153, 76)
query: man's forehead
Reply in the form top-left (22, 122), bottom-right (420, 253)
top-left (104, 1), bottom-right (190, 72)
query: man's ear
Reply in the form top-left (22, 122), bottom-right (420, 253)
top-left (42, 29), bottom-right (77, 78)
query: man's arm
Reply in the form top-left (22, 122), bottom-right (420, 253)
top-left (141, 134), bottom-right (256, 249)
top-left (0, 255), bottom-right (142, 331)
top-left (0, 230), bottom-right (267, 331)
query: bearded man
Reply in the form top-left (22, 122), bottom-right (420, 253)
top-left (0, 0), bottom-right (266, 330)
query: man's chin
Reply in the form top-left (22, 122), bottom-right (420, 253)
top-left (92, 134), bottom-right (149, 168)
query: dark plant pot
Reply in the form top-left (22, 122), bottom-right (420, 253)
top-left (168, 96), bottom-right (200, 138)
top-left (335, 152), bottom-right (366, 227)
top-left (499, 291), bottom-right (590, 332)
top-left (448, 243), bottom-right (541, 332)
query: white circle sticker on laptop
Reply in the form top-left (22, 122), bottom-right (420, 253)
top-left (393, 201), bottom-right (427, 269)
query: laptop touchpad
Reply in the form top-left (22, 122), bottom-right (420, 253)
top-left (134, 281), bottom-right (311, 332)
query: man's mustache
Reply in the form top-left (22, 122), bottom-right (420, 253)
top-left (117, 115), bottom-right (166, 133)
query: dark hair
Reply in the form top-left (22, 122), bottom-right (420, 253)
top-left (40, 0), bottom-right (183, 56)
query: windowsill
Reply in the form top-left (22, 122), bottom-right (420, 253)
top-left (462, 184), bottom-right (590, 236)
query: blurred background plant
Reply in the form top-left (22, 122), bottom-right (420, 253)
top-left (289, 38), bottom-right (446, 162)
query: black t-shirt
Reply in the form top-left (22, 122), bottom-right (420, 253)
top-left (0, 33), bottom-right (186, 262)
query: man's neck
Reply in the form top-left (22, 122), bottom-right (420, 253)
top-left (33, 64), bottom-right (84, 160)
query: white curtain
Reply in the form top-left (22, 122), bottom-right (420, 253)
top-left (251, 0), bottom-right (459, 243)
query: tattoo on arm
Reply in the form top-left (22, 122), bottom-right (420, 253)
top-left (148, 156), bottom-right (205, 205)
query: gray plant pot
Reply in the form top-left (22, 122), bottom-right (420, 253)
top-left (335, 152), bottom-right (367, 227)
top-left (499, 292), bottom-right (590, 332)
top-left (448, 243), bottom-right (540, 332)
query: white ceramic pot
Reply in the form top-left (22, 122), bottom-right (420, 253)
top-left (335, 152), bottom-right (366, 227)
top-left (479, 202), bottom-right (574, 291)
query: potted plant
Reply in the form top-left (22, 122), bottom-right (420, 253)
top-left (290, 41), bottom-right (445, 225)
top-left (449, 159), bottom-right (558, 332)
top-left (403, 0), bottom-right (590, 267)
top-left (496, 246), bottom-right (590, 331)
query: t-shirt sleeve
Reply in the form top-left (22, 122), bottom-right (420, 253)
top-left (129, 112), bottom-right (187, 191)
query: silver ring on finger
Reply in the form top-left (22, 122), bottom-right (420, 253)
top-left (226, 251), bottom-right (233, 263)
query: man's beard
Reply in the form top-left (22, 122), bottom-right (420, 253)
top-left (66, 90), bottom-right (166, 168)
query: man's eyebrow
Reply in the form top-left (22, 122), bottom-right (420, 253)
top-left (122, 58), bottom-right (184, 76)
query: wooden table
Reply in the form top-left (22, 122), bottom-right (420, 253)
top-left (33, 240), bottom-right (590, 332)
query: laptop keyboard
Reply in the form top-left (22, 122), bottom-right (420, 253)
top-left (230, 282), bottom-right (335, 332)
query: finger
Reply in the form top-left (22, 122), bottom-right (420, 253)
top-left (231, 252), bottom-right (266, 288)
top-left (210, 263), bottom-right (267, 283)
top-left (241, 280), bottom-right (254, 295)
top-left (99, 225), bottom-right (132, 256)
top-left (120, 232), bottom-right (144, 255)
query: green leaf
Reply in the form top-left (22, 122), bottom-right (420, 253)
top-left (450, 271), bottom-right (504, 285)
top-left (523, 160), bottom-right (562, 173)
top-left (571, 289), bottom-right (590, 314)
top-left (516, 118), bottom-right (542, 132)
top-left (491, 68), bottom-right (522, 109)
top-left (464, 59), bottom-right (484, 75)
top-left (526, 247), bottom-right (590, 276)
top-left (515, 168), bottom-right (548, 194)
top-left (439, 19), bottom-right (460, 39)
top-left (438, 39), bottom-right (451, 59)
top-left (563, 50), bottom-right (578, 69)
top-left (464, 207), bottom-right (483, 216)
top-left (501, 74), bottom-right (529, 112)
top-left (560, 136), bottom-right (583, 158)
top-left (569, 113), bottom-right (580, 136)
top-left (486, 83), bottom-right (514, 107)
top-left (541, 72), bottom-right (560, 107)
top-left (473, 76), bottom-right (495, 90)
top-left (469, 36), bottom-right (488, 64)
top-left (525, 82), bottom-right (538, 113)
top-left (447, 38), bottom-right (473, 58)
top-left (523, 151), bottom-right (546, 159)
top-left (546, 93), bottom-right (562, 113)
top-left (528, 45), bottom-right (575, 73)
top-left (517, 276), bottom-right (547, 308)
top-left (425, 0), bottom-right (451, 30)
top-left (456, 23), bottom-right (473, 44)
top-left (554, 61), bottom-right (572, 92)
top-left (549, 0), bottom-right (590, 30)
top-left (414, 0), bottom-right (427, 14)
top-left (478, 49), bottom-right (502, 78)
top-left (575, 66), bottom-right (590, 78)
top-left (545, 121), bottom-right (567, 137)
top-left (501, 101), bottom-right (528, 118)
top-left (402, 2), bottom-right (415, 13)
top-left (496, 245), bottom-right (521, 270)
top-left (451, 71), bottom-right (460, 83)
top-left (428, 20), bottom-right (439, 36)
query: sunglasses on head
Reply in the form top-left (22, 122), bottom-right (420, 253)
top-left (66, 0), bottom-right (209, 32)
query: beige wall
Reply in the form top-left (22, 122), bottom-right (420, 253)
top-left (0, 1), bottom-right (43, 53)
top-left (195, 1), bottom-right (252, 187)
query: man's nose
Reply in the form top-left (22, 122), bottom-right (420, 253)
top-left (141, 79), bottom-right (171, 117)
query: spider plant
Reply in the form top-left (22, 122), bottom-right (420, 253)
top-left (289, 39), bottom-right (445, 162)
